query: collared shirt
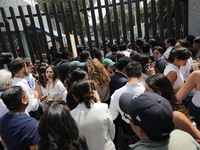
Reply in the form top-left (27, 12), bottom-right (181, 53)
top-left (109, 82), bottom-right (145, 123)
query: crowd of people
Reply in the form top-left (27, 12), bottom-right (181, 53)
top-left (1, 35), bottom-right (200, 150)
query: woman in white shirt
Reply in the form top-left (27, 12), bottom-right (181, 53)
top-left (44, 65), bottom-right (67, 110)
top-left (70, 80), bottom-right (115, 150)
top-left (164, 47), bottom-right (190, 93)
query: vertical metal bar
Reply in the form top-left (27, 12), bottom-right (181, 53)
top-left (112, 0), bottom-right (120, 45)
top-left (128, 0), bottom-right (135, 49)
top-left (74, 0), bottom-right (85, 46)
top-left (167, 0), bottom-right (172, 38)
top-left (183, 0), bottom-right (188, 38)
top-left (52, 3), bottom-right (65, 53)
top-left (175, 0), bottom-right (180, 40)
top-left (104, 0), bottom-right (113, 44)
top-left (9, 7), bottom-right (25, 57)
top-left (143, 1), bottom-right (148, 39)
top-left (143, 0), bottom-right (149, 42)
top-left (0, 7), bottom-right (17, 58)
top-left (27, 5), bottom-right (43, 62)
top-left (159, 0), bottom-right (164, 41)
top-left (89, 0), bottom-right (99, 47)
top-left (68, 0), bottom-right (79, 46)
top-left (43, 3), bottom-right (57, 58)
top-left (151, 0), bottom-right (157, 39)
top-left (120, 0), bottom-right (127, 42)
top-left (35, 4), bottom-right (52, 64)
top-left (97, 0), bottom-right (107, 54)
top-left (59, 2), bottom-right (72, 52)
top-left (18, 6), bottom-right (35, 62)
top-left (82, 0), bottom-right (93, 55)
top-left (0, 27), bottom-right (7, 52)
top-left (135, 0), bottom-right (142, 38)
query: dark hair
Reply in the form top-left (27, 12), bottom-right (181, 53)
top-left (166, 38), bottom-right (176, 46)
top-left (145, 73), bottom-right (190, 118)
top-left (110, 44), bottom-right (118, 52)
top-left (10, 58), bottom-right (26, 74)
top-left (79, 51), bottom-right (90, 61)
top-left (1, 86), bottom-right (25, 110)
top-left (76, 45), bottom-right (85, 53)
top-left (168, 47), bottom-right (190, 63)
top-left (131, 53), bottom-right (149, 73)
top-left (119, 42), bottom-right (127, 51)
top-left (115, 56), bottom-right (132, 71)
top-left (186, 35), bottom-right (195, 46)
top-left (153, 46), bottom-right (164, 54)
top-left (38, 104), bottom-right (81, 150)
top-left (66, 69), bottom-right (88, 90)
top-left (62, 50), bottom-right (72, 59)
top-left (45, 65), bottom-right (60, 86)
top-left (71, 80), bottom-right (94, 108)
top-left (23, 58), bottom-right (31, 66)
top-left (177, 39), bottom-right (189, 48)
top-left (149, 40), bottom-right (158, 48)
top-left (193, 37), bottom-right (200, 44)
top-left (126, 61), bottom-right (142, 78)
top-left (141, 42), bottom-right (150, 53)
top-left (93, 49), bottom-right (103, 60)
top-left (37, 66), bottom-right (47, 88)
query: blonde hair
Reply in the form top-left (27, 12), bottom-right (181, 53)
top-left (87, 59), bottom-right (110, 88)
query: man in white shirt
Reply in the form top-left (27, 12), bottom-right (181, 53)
top-left (10, 58), bottom-right (39, 113)
top-left (23, 58), bottom-right (36, 91)
top-left (110, 61), bottom-right (145, 122)
top-left (163, 38), bottom-right (176, 59)
top-left (109, 61), bottom-right (145, 149)
top-left (0, 69), bottom-right (13, 117)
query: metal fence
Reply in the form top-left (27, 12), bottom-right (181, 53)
top-left (0, 0), bottom-right (188, 64)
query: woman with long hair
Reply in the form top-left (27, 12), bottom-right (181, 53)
top-left (38, 104), bottom-right (88, 150)
top-left (35, 66), bottom-right (48, 101)
top-left (70, 80), bottom-right (115, 150)
top-left (87, 59), bottom-right (110, 103)
top-left (66, 69), bottom-right (90, 110)
top-left (44, 65), bottom-right (67, 110)
top-left (145, 73), bottom-right (200, 140)
top-left (164, 47), bottom-right (190, 93)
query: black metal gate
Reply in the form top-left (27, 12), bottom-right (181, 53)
top-left (0, 0), bottom-right (188, 64)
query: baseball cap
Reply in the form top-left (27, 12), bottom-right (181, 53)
top-left (102, 58), bottom-right (116, 66)
top-left (69, 61), bottom-right (85, 71)
top-left (119, 92), bottom-right (174, 141)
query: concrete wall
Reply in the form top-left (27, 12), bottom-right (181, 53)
top-left (188, 0), bottom-right (200, 37)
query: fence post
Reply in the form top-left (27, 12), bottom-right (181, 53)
top-left (0, 7), bottom-right (17, 58)
top-left (9, 7), bottom-right (26, 57)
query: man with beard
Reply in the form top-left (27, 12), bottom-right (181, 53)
top-left (10, 58), bottom-right (39, 113)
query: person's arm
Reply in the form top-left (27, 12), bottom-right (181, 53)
top-left (173, 111), bottom-right (200, 140)
top-left (35, 82), bottom-right (42, 100)
top-left (30, 145), bottom-right (38, 150)
top-left (166, 71), bottom-right (177, 86)
top-left (176, 71), bottom-right (198, 101)
top-left (0, 136), bottom-right (6, 148)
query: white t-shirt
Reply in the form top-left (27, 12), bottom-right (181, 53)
top-left (109, 82), bottom-right (145, 123)
top-left (12, 77), bottom-right (39, 112)
top-left (24, 73), bottom-right (35, 91)
top-left (164, 63), bottom-right (184, 90)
